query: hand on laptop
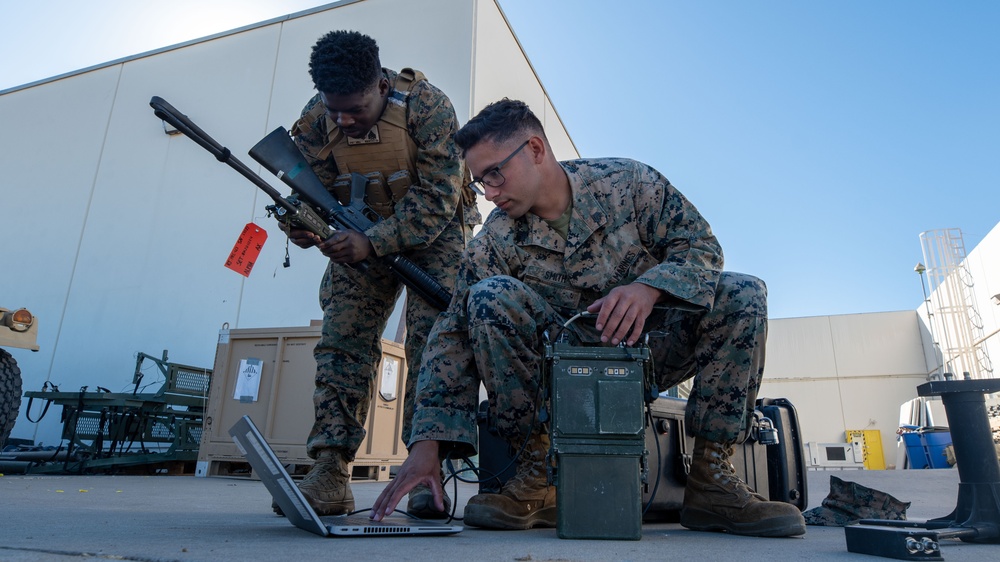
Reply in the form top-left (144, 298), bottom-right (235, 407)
top-left (371, 440), bottom-right (445, 521)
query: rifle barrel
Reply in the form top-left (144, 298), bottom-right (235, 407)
top-left (149, 96), bottom-right (296, 215)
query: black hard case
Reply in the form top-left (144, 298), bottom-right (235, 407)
top-left (641, 396), bottom-right (807, 520)
top-left (476, 400), bottom-right (517, 494)
top-left (757, 397), bottom-right (808, 510)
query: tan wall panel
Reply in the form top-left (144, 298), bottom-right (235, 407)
top-left (758, 378), bottom-right (844, 445)
top-left (828, 312), bottom-right (927, 377)
top-left (766, 316), bottom-right (838, 379)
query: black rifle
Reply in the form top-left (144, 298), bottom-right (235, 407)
top-left (149, 96), bottom-right (452, 311)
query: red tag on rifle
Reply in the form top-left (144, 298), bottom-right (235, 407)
top-left (225, 223), bottom-right (267, 277)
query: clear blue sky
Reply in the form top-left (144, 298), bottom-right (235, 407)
top-left (2, 0), bottom-right (997, 319)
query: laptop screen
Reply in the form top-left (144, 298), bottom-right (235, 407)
top-left (228, 415), bottom-right (462, 537)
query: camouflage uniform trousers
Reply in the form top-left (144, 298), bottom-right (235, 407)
top-left (307, 218), bottom-right (468, 461)
top-left (468, 271), bottom-right (767, 447)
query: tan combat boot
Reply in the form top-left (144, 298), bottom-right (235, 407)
top-left (273, 449), bottom-right (355, 516)
top-left (464, 432), bottom-right (556, 530)
top-left (407, 479), bottom-right (453, 519)
top-left (680, 437), bottom-right (805, 537)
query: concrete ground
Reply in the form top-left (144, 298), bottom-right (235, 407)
top-left (1, 467), bottom-right (997, 562)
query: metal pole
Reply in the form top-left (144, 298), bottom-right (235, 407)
top-left (915, 263), bottom-right (942, 379)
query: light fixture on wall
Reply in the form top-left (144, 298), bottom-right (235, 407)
top-left (992, 293), bottom-right (1000, 306)
top-left (914, 263), bottom-right (930, 310)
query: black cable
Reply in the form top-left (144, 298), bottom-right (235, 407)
top-left (642, 405), bottom-right (663, 516)
top-left (442, 457), bottom-right (462, 522)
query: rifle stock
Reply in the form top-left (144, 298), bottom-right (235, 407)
top-left (248, 127), bottom-right (452, 311)
top-left (248, 128), bottom-right (378, 236)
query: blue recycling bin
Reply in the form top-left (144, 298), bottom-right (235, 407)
top-left (901, 431), bottom-right (929, 469)
top-left (921, 429), bottom-right (953, 469)
top-left (901, 427), bottom-right (953, 469)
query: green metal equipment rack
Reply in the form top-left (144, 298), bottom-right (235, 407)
top-left (19, 350), bottom-right (211, 473)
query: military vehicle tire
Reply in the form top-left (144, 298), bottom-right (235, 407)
top-left (0, 348), bottom-right (22, 449)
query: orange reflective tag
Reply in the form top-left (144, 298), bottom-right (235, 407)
top-left (225, 223), bottom-right (267, 277)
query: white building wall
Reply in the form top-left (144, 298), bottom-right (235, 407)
top-left (0, 0), bottom-right (571, 446)
top-left (970, 222), bottom-right (1000, 371)
top-left (470, 3), bottom-right (576, 155)
top-left (762, 311), bottom-right (931, 467)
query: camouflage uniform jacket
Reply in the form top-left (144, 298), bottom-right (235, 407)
top-left (410, 157), bottom-right (725, 451)
top-left (293, 68), bottom-right (476, 256)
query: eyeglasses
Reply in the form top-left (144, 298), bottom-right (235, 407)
top-left (467, 140), bottom-right (530, 195)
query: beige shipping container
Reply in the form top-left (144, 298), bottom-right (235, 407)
top-left (196, 324), bottom-right (407, 481)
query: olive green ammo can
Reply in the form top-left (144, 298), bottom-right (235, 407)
top-left (546, 340), bottom-right (649, 540)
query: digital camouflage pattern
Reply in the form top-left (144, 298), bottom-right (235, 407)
top-left (409, 158), bottom-right (768, 454)
top-left (292, 68), bottom-right (477, 460)
top-left (294, 68), bottom-right (481, 253)
top-left (803, 475), bottom-right (910, 526)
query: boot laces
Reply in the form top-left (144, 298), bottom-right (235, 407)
top-left (708, 447), bottom-right (755, 500)
top-left (302, 460), bottom-right (346, 490)
top-left (507, 457), bottom-right (545, 489)
top-left (504, 435), bottom-right (548, 495)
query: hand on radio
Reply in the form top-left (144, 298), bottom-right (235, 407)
top-left (587, 282), bottom-right (663, 346)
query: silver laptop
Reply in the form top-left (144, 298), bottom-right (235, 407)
top-left (229, 415), bottom-right (463, 537)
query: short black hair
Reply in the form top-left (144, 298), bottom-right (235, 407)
top-left (455, 98), bottom-right (546, 154)
top-left (308, 30), bottom-right (382, 95)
